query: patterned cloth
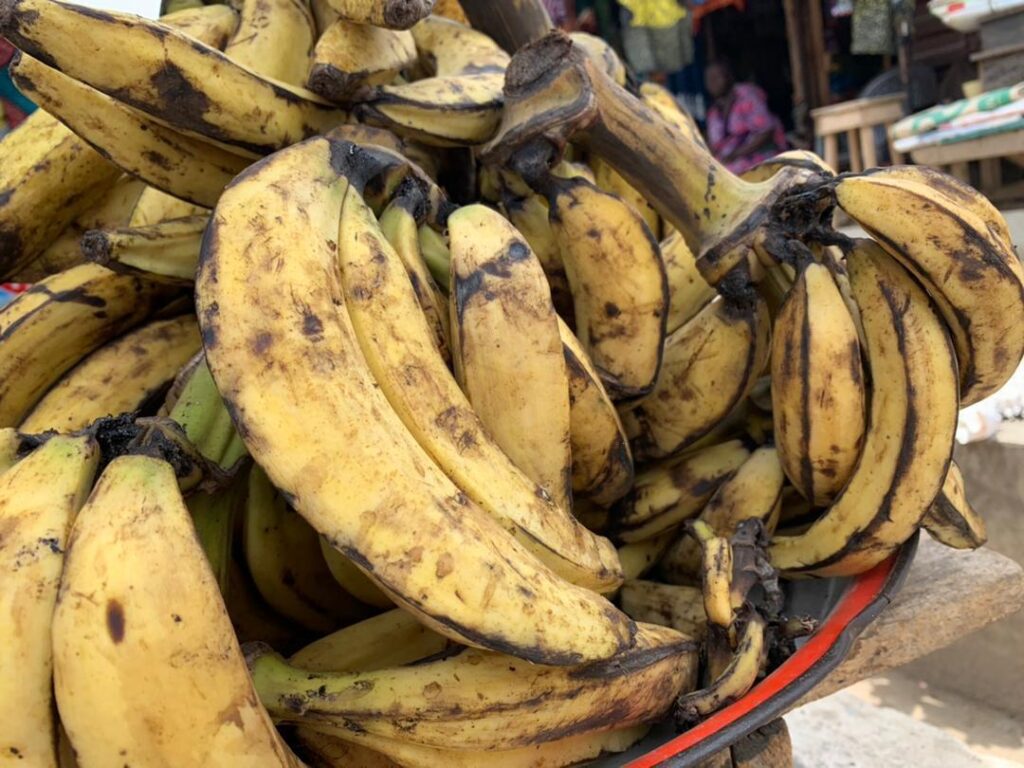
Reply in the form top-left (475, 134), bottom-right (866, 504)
top-left (1, 37), bottom-right (34, 131)
top-left (707, 83), bottom-right (788, 175)
top-left (891, 82), bottom-right (1024, 139)
top-left (620, 5), bottom-right (693, 74)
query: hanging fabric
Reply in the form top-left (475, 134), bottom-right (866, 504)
top-left (851, 0), bottom-right (895, 55)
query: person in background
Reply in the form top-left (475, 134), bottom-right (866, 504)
top-left (705, 60), bottom-right (788, 175)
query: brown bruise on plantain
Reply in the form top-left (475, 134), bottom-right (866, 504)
top-left (105, 598), bottom-right (125, 643)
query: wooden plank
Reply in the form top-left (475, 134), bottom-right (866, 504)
top-left (950, 161), bottom-right (971, 182)
top-left (792, 538), bottom-right (1024, 708)
top-left (847, 130), bottom-right (863, 172)
top-left (731, 719), bottom-right (792, 767)
top-left (823, 133), bottom-right (840, 172)
top-left (811, 97), bottom-right (905, 134)
top-left (911, 128), bottom-right (1024, 166)
top-left (805, 0), bottom-right (829, 109)
top-left (782, 0), bottom-right (808, 136)
top-left (980, 157), bottom-right (1002, 192)
top-left (859, 126), bottom-right (878, 170)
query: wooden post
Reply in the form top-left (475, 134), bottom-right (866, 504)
top-left (806, 0), bottom-right (830, 108)
top-left (782, 0), bottom-right (809, 137)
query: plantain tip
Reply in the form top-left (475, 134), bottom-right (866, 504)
top-left (80, 230), bottom-right (112, 264)
top-left (505, 30), bottom-right (574, 95)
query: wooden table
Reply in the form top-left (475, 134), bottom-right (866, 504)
top-left (810, 94), bottom-right (906, 173)
top-left (910, 128), bottom-right (1024, 203)
top-left (698, 538), bottom-right (1024, 767)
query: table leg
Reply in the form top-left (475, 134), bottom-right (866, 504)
top-left (949, 162), bottom-right (970, 183)
top-left (859, 127), bottom-right (878, 171)
top-left (980, 158), bottom-right (1001, 194)
top-left (823, 133), bottom-right (839, 173)
top-left (847, 130), bottom-right (863, 173)
top-left (887, 130), bottom-right (904, 166)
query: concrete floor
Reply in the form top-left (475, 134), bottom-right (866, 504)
top-left (789, 673), bottom-right (1024, 766)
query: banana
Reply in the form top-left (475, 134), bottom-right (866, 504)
top-left (52, 456), bottom-right (301, 767)
top-left (0, 2), bottom-right (243, 249)
top-left (355, 74), bottom-right (505, 147)
top-left (534, 171), bottom-right (668, 398)
top-left (292, 729), bottom-right (400, 768)
top-left (418, 221), bottom-right (452, 286)
top-left (160, 3), bottom-right (240, 49)
top-left (301, 723), bottom-right (651, 768)
top-left (245, 464), bottom-right (368, 633)
top-left (0, 109), bottom-right (119, 278)
top-left (197, 136), bottom-right (635, 665)
top-left (923, 461), bottom-right (986, 550)
top-left (638, 81), bottom-right (708, 152)
top-left (226, 556), bottom-right (308, 654)
top-left (291, 609), bottom-right (449, 672)
top-left (483, 38), bottom-right (823, 289)
top-left (689, 520), bottom-right (733, 630)
top-left (834, 169), bottom-right (1024, 406)
top-left (770, 240), bottom-right (958, 576)
top-left (448, 203), bottom-right (575, 513)
top-left (188, 478), bottom-right (245, 596)
top-left (319, 539), bottom-right (394, 609)
top-left (675, 611), bottom-right (766, 725)
top-left (0, 436), bottom-right (99, 768)
top-left (250, 621), bottom-right (697, 750)
top-left (82, 215), bottom-right (209, 280)
top-left (328, 123), bottom-right (440, 179)
top-left (500, 190), bottom-right (574, 319)
top-left (340, 179), bottom-right (619, 589)
top-left (561, 317), bottom-right (634, 506)
top-left (353, 15), bottom-right (509, 146)
top-left (0, 428), bottom-right (21, 474)
top-left (432, 0), bottom-right (468, 23)
top-left (378, 193), bottom-right (451, 362)
top-left (659, 446), bottom-right (785, 582)
top-left (661, 229), bottom-right (717, 333)
top-left (20, 315), bottom-right (201, 433)
top-left (619, 580), bottom-right (706, 637)
top-left (225, 0), bottom-right (316, 86)
top-left (10, 55), bottom-right (252, 208)
top-left (165, 355), bottom-right (242, 467)
top-left (309, 20), bottom-right (417, 102)
top-left (310, 0), bottom-right (338, 33)
top-left (621, 291), bottom-right (771, 461)
top-left (612, 439), bottom-right (752, 543)
top-left (570, 31), bottom-right (626, 87)
top-left (0, 263), bottom-right (182, 427)
top-left (771, 260), bottom-right (866, 505)
top-left (21, 176), bottom-right (147, 281)
top-left (324, 0), bottom-right (433, 28)
top-left (740, 150), bottom-right (834, 183)
top-left (591, 154), bottom-right (660, 239)
top-left (858, 163), bottom-right (1012, 244)
top-left (130, 187), bottom-right (207, 226)
top-left (617, 532), bottom-right (676, 581)
top-left (0, 0), bottom-right (345, 155)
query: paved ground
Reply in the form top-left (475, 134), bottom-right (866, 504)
top-left (790, 673), bottom-right (1024, 766)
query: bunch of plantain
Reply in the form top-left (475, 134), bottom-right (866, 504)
top-left (0, 0), bottom-right (1019, 765)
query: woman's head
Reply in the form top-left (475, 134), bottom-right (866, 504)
top-left (705, 61), bottom-right (735, 99)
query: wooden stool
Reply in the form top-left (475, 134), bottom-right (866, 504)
top-left (811, 93), bottom-right (906, 172)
